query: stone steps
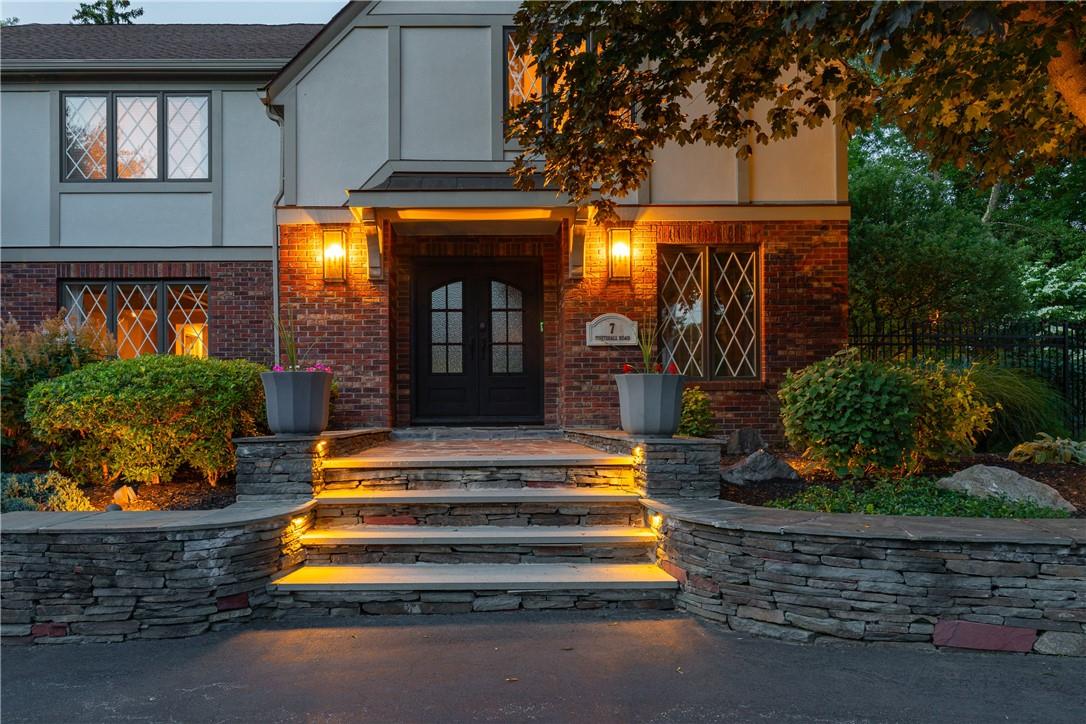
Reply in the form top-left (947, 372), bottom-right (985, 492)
top-left (313, 487), bottom-right (644, 529)
top-left (270, 563), bottom-right (677, 615)
top-left (303, 525), bottom-right (654, 546)
top-left (273, 562), bottom-right (677, 591)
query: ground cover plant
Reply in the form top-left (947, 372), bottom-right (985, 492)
top-left (1008, 434), bottom-right (1086, 465)
top-left (26, 355), bottom-right (266, 488)
top-left (766, 476), bottom-right (1071, 519)
top-left (0, 471), bottom-right (93, 512)
top-left (0, 313), bottom-right (114, 471)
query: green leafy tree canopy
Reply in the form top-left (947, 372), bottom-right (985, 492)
top-left (72, 0), bottom-right (143, 25)
top-left (508, 1), bottom-right (1086, 221)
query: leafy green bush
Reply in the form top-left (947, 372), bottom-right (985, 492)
top-left (678, 386), bottom-right (715, 438)
top-left (1008, 434), bottom-right (1086, 465)
top-left (778, 349), bottom-right (992, 475)
top-left (767, 477), bottom-right (1070, 519)
top-left (1, 314), bottom-right (114, 471)
top-left (26, 356), bottom-right (266, 487)
top-left (969, 363), bottom-right (1070, 451)
top-left (1, 471), bottom-right (93, 512)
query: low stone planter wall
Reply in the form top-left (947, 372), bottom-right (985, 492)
top-left (565, 429), bottom-right (721, 498)
top-left (234, 428), bottom-right (390, 501)
top-left (1, 503), bottom-right (312, 645)
top-left (645, 498), bottom-right (1086, 656)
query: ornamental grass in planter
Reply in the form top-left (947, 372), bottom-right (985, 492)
top-left (262, 310), bottom-right (334, 434)
top-left (614, 320), bottom-right (684, 436)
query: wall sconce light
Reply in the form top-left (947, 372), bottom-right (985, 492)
top-left (323, 230), bottom-right (346, 282)
top-left (608, 228), bottom-right (632, 280)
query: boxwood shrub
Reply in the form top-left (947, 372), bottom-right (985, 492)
top-left (26, 355), bottom-right (266, 487)
top-left (678, 386), bottom-right (715, 438)
top-left (778, 349), bottom-right (992, 475)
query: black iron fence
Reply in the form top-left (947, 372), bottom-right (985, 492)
top-left (850, 319), bottom-right (1086, 439)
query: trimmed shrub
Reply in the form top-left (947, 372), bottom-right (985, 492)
top-left (778, 349), bottom-right (993, 475)
top-left (1008, 434), bottom-right (1086, 465)
top-left (969, 363), bottom-right (1070, 451)
top-left (1, 471), bottom-right (93, 512)
top-left (1, 313), bottom-right (114, 471)
top-left (678, 386), bottom-right (715, 438)
top-left (767, 476), bottom-right (1069, 519)
top-left (26, 355), bottom-right (266, 487)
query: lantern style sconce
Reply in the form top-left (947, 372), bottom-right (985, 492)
top-left (323, 229), bottom-right (346, 282)
top-left (608, 228), bottom-right (632, 280)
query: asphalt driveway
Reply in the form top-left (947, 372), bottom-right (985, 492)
top-left (2, 610), bottom-right (1082, 723)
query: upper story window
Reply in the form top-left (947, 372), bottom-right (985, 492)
top-left (505, 30), bottom-right (542, 113)
top-left (658, 247), bottom-right (760, 379)
top-left (62, 92), bottom-right (210, 182)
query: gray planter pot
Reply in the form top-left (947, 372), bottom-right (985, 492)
top-left (615, 373), bottom-right (684, 436)
top-left (261, 371), bottom-right (332, 434)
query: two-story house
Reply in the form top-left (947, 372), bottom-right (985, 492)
top-left (1, 1), bottom-right (849, 440)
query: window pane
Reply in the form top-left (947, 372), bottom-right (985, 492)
top-left (61, 283), bottom-right (110, 345)
top-left (712, 250), bottom-right (759, 377)
top-left (166, 283), bottom-right (208, 358)
top-left (115, 96), bottom-right (159, 179)
top-left (431, 345), bottom-right (446, 374)
top-left (506, 32), bottom-right (542, 110)
top-left (166, 96), bottom-right (209, 179)
top-left (63, 96), bottom-right (108, 180)
top-left (115, 283), bottom-right (159, 358)
top-left (448, 345), bottom-right (463, 374)
top-left (658, 249), bottom-right (704, 376)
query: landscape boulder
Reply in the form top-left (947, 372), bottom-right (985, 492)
top-left (726, 428), bottom-right (767, 455)
top-left (936, 465), bottom-right (1076, 513)
top-left (722, 450), bottom-right (800, 486)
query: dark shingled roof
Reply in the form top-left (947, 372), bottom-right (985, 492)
top-left (0, 23), bottom-right (323, 61)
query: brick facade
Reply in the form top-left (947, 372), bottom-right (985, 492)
top-left (277, 217), bottom-right (848, 441)
top-left (0, 260), bottom-right (274, 363)
top-left (277, 224), bottom-right (391, 428)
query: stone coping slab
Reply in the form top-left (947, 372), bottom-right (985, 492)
top-left (233, 428), bottom-right (390, 444)
top-left (323, 439), bottom-right (632, 469)
top-left (0, 501), bottom-right (314, 535)
top-left (643, 497), bottom-right (1086, 545)
top-left (567, 428), bottom-right (723, 447)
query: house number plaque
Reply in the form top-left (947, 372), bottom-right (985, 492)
top-left (585, 313), bottom-right (638, 347)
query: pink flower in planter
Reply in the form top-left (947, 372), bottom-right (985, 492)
top-left (272, 364), bottom-right (284, 372)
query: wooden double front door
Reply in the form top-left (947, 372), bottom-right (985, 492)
top-left (413, 258), bottom-right (543, 424)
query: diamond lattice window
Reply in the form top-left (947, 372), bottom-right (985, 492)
top-left (658, 247), bottom-right (760, 379)
top-left (167, 283), bottom-right (209, 358)
top-left (506, 32), bottom-right (542, 110)
top-left (659, 249), bottom-right (705, 377)
top-left (115, 96), bottom-right (159, 179)
top-left (63, 96), bottom-right (108, 181)
top-left (711, 250), bottom-right (759, 378)
top-left (61, 283), bottom-right (110, 344)
top-left (167, 96), bottom-right (209, 180)
top-left (60, 281), bottom-right (209, 358)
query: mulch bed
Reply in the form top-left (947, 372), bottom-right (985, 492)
top-left (721, 452), bottom-right (1086, 517)
top-left (83, 469), bottom-right (236, 512)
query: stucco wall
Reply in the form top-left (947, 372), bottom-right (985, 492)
top-left (0, 91), bottom-right (52, 246)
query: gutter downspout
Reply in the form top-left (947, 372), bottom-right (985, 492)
top-left (265, 102), bottom-right (286, 363)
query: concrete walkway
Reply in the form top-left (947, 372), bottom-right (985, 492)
top-left (2, 611), bottom-right (1082, 723)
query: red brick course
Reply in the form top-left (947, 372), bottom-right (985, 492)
top-left (0, 261), bottom-right (273, 363)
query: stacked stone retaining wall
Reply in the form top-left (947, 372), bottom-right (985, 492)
top-left (646, 498), bottom-right (1086, 656)
top-left (1, 503), bottom-right (312, 644)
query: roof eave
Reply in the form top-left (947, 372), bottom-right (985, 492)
top-left (0, 58), bottom-right (291, 79)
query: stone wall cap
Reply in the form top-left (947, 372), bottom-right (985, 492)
top-left (0, 501), bottom-right (314, 534)
top-left (233, 428), bottom-right (391, 444)
top-left (643, 498), bottom-right (1086, 545)
top-left (568, 428), bottom-right (723, 447)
